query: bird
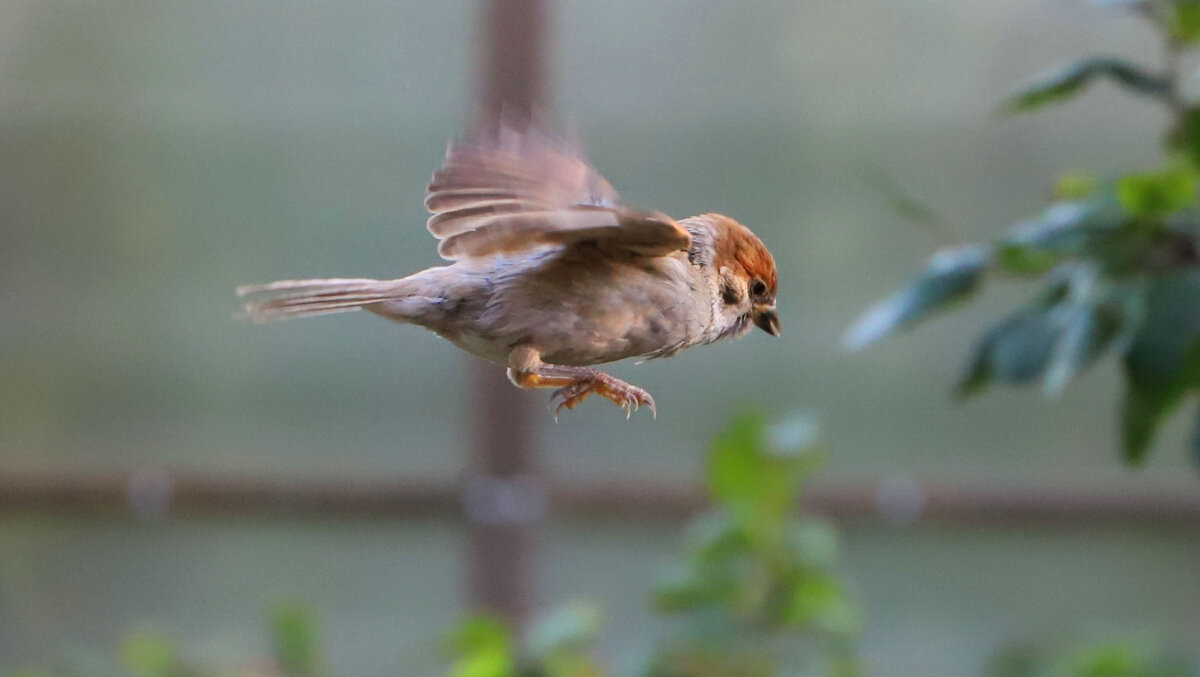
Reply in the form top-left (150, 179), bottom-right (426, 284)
top-left (237, 123), bottom-right (780, 418)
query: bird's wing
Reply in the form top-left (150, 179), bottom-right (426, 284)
top-left (425, 125), bottom-right (690, 260)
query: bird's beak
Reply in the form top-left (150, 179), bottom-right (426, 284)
top-left (753, 305), bottom-right (781, 337)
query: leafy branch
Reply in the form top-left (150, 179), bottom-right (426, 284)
top-left (446, 414), bottom-right (862, 677)
top-left (845, 0), bottom-right (1200, 466)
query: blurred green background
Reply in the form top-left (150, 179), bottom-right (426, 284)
top-left (1, 0), bottom-right (1197, 675)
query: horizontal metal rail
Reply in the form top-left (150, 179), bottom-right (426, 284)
top-left (0, 471), bottom-right (1197, 525)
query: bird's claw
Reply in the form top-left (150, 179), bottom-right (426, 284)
top-left (549, 373), bottom-right (656, 420)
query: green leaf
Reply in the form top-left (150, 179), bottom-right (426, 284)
top-left (1123, 384), bottom-right (1164, 464)
top-left (988, 311), bottom-right (1064, 383)
top-left (783, 574), bottom-right (861, 636)
top-left (784, 575), bottom-right (841, 624)
top-left (997, 195), bottom-right (1184, 277)
top-left (1130, 274), bottom-right (1200, 377)
top-left (653, 555), bottom-right (746, 615)
top-left (998, 201), bottom-right (1116, 273)
top-left (271, 601), bottom-right (324, 677)
top-left (1003, 57), bottom-right (1170, 113)
top-left (707, 412), bottom-right (770, 506)
top-left (707, 413), bottom-right (796, 542)
top-left (447, 616), bottom-right (516, 677)
top-left (1167, 0), bottom-right (1200, 43)
top-left (1121, 271), bottom-right (1200, 463)
top-left (1169, 108), bottom-right (1200, 167)
top-left (653, 567), bottom-right (728, 613)
top-left (843, 244), bottom-right (989, 350)
top-left (1044, 268), bottom-right (1131, 396)
top-left (1116, 167), bottom-right (1199, 218)
top-left (956, 274), bottom-right (1073, 396)
top-left (957, 304), bottom-right (1067, 398)
top-left (1044, 303), bottom-right (1124, 396)
top-left (956, 343), bottom-right (995, 399)
top-left (121, 632), bottom-right (177, 677)
top-left (685, 509), bottom-right (753, 562)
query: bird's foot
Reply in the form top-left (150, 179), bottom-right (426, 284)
top-left (550, 372), bottom-right (656, 420)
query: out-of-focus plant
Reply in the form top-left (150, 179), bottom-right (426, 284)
top-left (9, 416), bottom-right (855, 677)
top-left (984, 631), bottom-right (1200, 677)
top-left (444, 413), bottom-right (861, 677)
top-left (119, 632), bottom-right (207, 677)
top-left (844, 0), bottom-right (1200, 466)
top-left (646, 413), bottom-right (860, 677)
top-left (445, 601), bottom-right (605, 677)
top-left (269, 602), bottom-right (329, 677)
top-left (6, 600), bottom-right (328, 677)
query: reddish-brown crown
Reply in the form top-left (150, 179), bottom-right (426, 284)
top-left (706, 213), bottom-right (778, 297)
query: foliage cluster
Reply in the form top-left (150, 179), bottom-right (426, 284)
top-left (9, 602), bottom-right (328, 677)
top-left (448, 413), bottom-right (862, 677)
top-left (985, 631), bottom-right (1200, 677)
top-left (845, 0), bottom-right (1200, 465)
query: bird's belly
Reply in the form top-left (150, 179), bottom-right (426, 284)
top-left (436, 329), bottom-right (513, 365)
top-left (529, 304), bottom-right (691, 365)
top-left (438, 312), bottom-right (677, 367)
top-left (420, 253), bottom-right (709, 368)
top-left (492, 260), bottom-right (704, 367)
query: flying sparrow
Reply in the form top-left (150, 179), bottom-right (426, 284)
top-left (238, 124), bottom-right (780, 417)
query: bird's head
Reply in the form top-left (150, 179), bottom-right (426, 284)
top-left (693, 213), bottom-right (780, 341)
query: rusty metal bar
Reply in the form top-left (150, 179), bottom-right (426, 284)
top-left (464, 0), bottom-right (551, 628)
top-left (2, 471), bottom-right (1198, 526)
top-left (475, 0), bottom-right (549, 130)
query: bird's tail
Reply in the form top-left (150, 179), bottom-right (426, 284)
top-left (236, 278), bottom-right (413, 323)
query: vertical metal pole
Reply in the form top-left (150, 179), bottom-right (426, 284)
top-left (464, 0), bottom-right (548, 628)
top-left (476, 0), bottom-right (548, 128)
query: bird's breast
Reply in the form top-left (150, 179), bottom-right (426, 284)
top-left (477, 250), bottom-right (712, 366)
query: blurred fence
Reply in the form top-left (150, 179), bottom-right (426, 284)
top-left (3, 470), bottom-right (1198, 524)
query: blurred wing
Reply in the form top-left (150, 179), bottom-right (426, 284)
top-left (425, 125), bottom-right (690, 260)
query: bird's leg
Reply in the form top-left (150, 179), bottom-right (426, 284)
top-left (506, 346), bottom-right (656, 419)
top-left (551, 368), bottom-right (656, 419)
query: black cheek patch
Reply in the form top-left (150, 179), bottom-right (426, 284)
top-left (721, 284), bottom-right (741, 306)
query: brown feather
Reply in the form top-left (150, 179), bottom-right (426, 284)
top-left (703, 213), bottom-right (779, 295)
top-left (424, 189), bottom-right (526, 213)
top-left (237, 278), bottom-right (411, 323)
top-left (426, 199), bottom-right (556, 238)
top-left (436, 208), bottom-right (690, 260)
top-left (423, 123), bottom-right (685, 261)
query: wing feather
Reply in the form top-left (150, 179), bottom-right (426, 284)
top-left (427, 199), bottom-right (557, 238)
top-left (424, 189), bottom-right (527, 213)
top-left (424, 124), bottom-right (688, 260)
top-left (437, 208), bottom-right (689, 260)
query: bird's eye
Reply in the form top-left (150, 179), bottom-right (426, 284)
top-left (750, 279), bottom-right (767, 297)
top-left (721, 283), bottom-right (741, 305)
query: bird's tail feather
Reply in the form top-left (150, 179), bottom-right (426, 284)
top-left (236, 278), bottom-right (411, 323)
